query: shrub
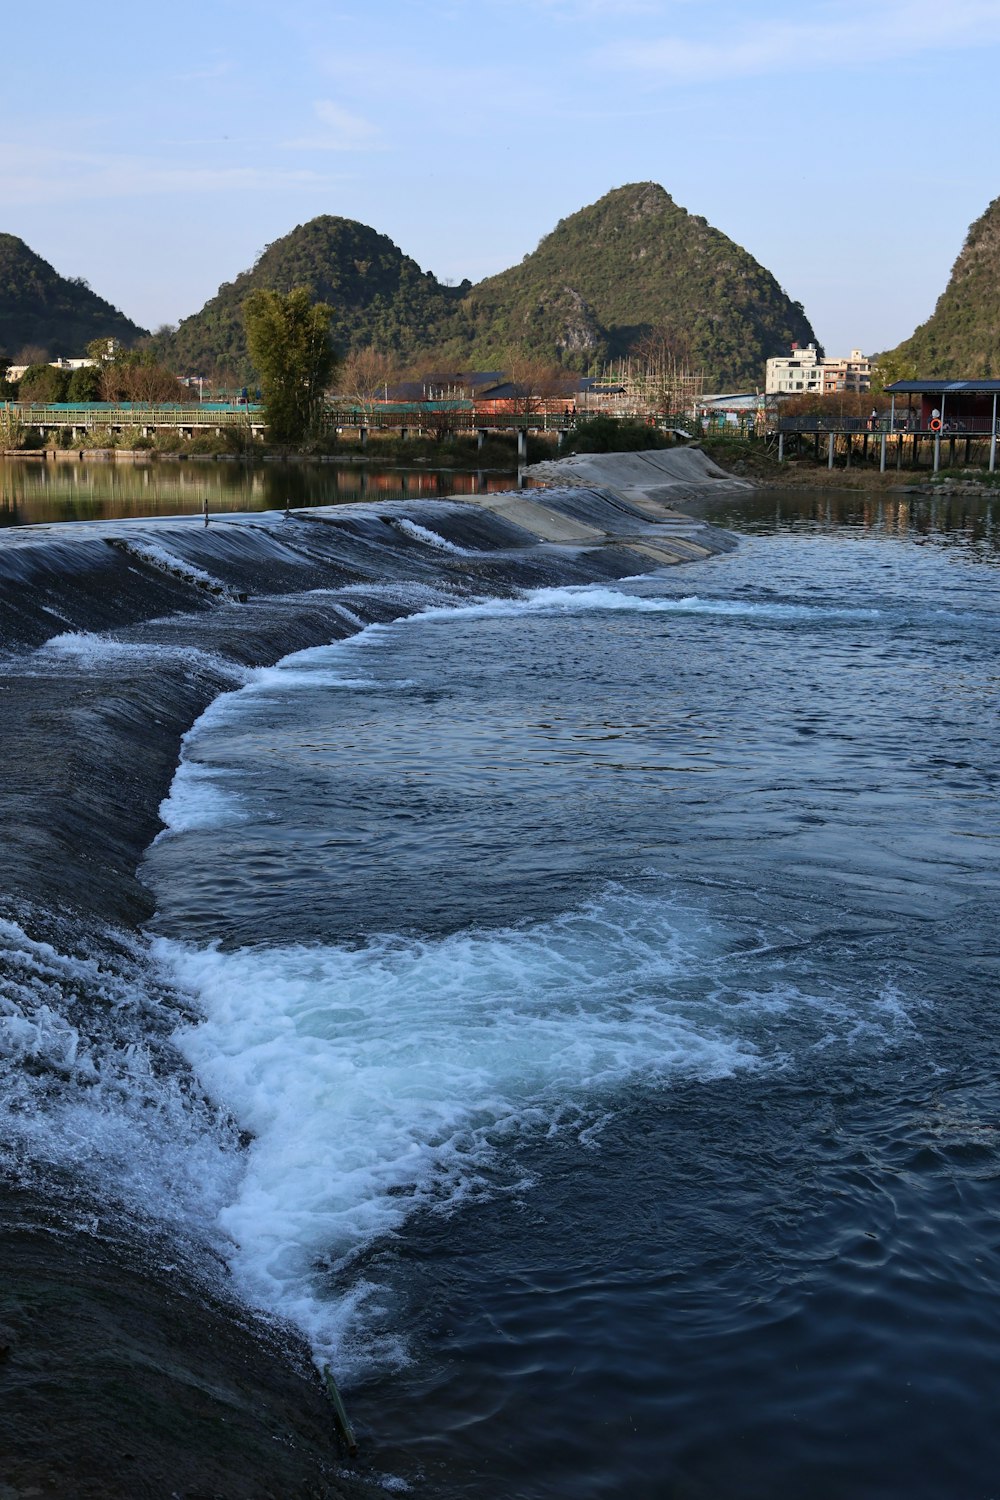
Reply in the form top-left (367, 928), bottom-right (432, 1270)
top-left (565, 416), bottom-right (671, 454)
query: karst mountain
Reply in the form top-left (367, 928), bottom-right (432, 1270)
top-left (886, 194), bottom-right (1000, 378)
top-left (166, 184), bottom-right (817, 387)
top-left (0, 234), bottom-right (146, 362)
top-left (3, 184), bottom-right (819, 388)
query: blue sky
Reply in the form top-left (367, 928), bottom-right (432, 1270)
top-left (5, 0), bottom-right (1000, 361)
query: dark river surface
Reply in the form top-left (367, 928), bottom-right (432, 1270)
top-left (2, 474), bottom-right (999, 1497)
top-left (0, 453), bottom-right (515, 526)
top-left (137, 483), bottom-right (1000, 1498)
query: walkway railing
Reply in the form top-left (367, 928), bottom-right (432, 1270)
top-left (0, 402), bottom-right (261, 428)
top-left (779, 415), bottom-right (1000, 436)
top-left (1, 401), bottom-right (685, 435)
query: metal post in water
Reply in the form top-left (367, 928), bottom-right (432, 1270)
top-left (203, 497), bottom-right (209, 527)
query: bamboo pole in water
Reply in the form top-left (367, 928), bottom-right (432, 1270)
top-left (322, 1365), bottom-right (359, 1456)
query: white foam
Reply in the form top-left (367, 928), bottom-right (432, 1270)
top-left (153, 884), bottom-right (914, 1372)
top-left (392, 519), bottom-right (471, 554)
top-left (157, 761), bottom-right (248, 837)
top-left (427, 584), bottom-right (881, 624)
top-left (0, 918), bottom-right (242, 1239)
top-left (118, 539), bottom-right (228, 594)
top-left (35, 632), bottom-right (250, 683)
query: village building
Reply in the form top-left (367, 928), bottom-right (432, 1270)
top-left (765, 343), bottom-right (871, 396)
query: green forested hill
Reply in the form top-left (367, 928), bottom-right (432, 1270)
top-left (166, 184), bottom-right (816, 389)
top-left (0, 234), bottom-right (146, 359)
top-left (166, 217), bottom-right (469, 379)
top-left (442, 182), bottom-right (817, 386)
top-left (886, 195), bottom-right (1000, 377)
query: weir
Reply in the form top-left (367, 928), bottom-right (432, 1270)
top-left (0, 452), bottom-right (741, 1495)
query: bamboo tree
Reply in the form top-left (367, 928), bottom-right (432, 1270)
top-left (242, 288), bottom-right (337, 445)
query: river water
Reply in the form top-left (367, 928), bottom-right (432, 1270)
top-left (140, 486), bottom-right (1000, 1498)
top-left (0, 454), bottom-right (515, 526)
top-left (3, 478), bottom-right (999, 1496)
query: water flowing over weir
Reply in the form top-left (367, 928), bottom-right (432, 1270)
top-left (0, 457), bottom-right (739, 1496)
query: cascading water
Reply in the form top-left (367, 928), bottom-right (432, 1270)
top-left (2, 476), bottom-right (998, 1498)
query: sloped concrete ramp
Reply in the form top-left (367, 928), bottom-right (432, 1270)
top-left (467, 447), bottom-right (743, 562)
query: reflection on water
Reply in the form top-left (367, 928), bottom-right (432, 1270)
top-left (705, 485), bottom-right (1000, 559)
top-left (0, 456), bottom-right (517, 528)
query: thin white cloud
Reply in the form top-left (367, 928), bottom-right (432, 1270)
top-left (605, 0), bottom-right (1000, 82)
top-left (283, 99), bottom-right (385, 152)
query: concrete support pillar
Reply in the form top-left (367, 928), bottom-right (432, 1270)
top-left (517, 428), bottom-right (528, 459)
top-left (991, 394), bottom-right (998, 474)
top-left (400, 428), bottom-right (408, 441)
top-left (933, 434), bottom-right (941, 472)
top-left (828, 432), bottom-right (835, 469)
top-left (477, 428), bottom-right (487, 451)
top-left (777, 432), bottom-right (784, 462)
top-left (359, 427), bottom-right (367, 449)
top-left (880, 433), bottom-right (887, 473)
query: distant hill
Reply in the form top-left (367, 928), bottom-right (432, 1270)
top-left (167, 217), bottom-right (469, 379)
top-left (442, 182), bottom-right (818, 387)
top-left (885, 195), bottom-right (1000, 377)
top-left (167, 185), bottom-right (816, 390)
top-left (0, 234), bottom-right (146, 360)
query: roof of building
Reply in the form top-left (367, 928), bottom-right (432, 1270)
top-left (886, 380), bottom-right (1000, 394)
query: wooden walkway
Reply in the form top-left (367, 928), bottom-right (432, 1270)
top-left (776, 424), bottom-right (999, 474)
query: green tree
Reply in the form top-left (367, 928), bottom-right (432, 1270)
top-left (870, 353), bottom-right (917, 394)
top-left (242, 287), bottom-right (337, 444)
top-left (66, 364), bottom-right (103, 401)
top-left (18, 363), bottom-right (70, 402)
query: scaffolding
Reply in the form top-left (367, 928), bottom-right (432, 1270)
top-left (580, 358), bottom-right (705, 419)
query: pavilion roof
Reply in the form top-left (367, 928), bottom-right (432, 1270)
top-left (886, 379), bottom-right (1000, 393)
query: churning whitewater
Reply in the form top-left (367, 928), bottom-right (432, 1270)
top-left (142, 554), bottom-right (952, 1380)
top-left (2, 472), bottom-right (999, 1499)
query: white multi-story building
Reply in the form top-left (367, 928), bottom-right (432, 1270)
top-left (765, 343), bottom-right (824, 395)
top-left (765, 344), bottom-right (871, 396)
